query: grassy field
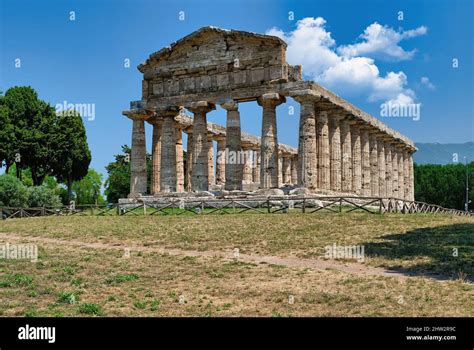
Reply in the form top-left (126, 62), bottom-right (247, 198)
top-left (0, 212), bottom-right (473, 316)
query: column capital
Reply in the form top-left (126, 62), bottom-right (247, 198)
top-left (290, 89), bottom-right (320, 102)
top-left (146, 115), bottom-right (163, 125)
top-left (186, 101), bottom-right (216, 113)
top-left (220, 100), bottom-right (238, 111)
top-left (257, 93), bottom-right (285, 107)
top-left (123, 110), bottom-right (150, 121)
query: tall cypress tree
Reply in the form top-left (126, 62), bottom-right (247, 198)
top-left (50, 110), bottom-right (91, 202)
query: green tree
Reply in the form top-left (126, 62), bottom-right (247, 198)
top-left (27, 186), bottom-right (62, 207)
top-left (72, 169), bottom-right (105, 205)
top-left (50, 111), bottom-right (91, 203)
top-left (2, 86), bottom-right (55, 184)
top-left (414, 162), bottom-right (473, 210)
top-left (0, 93), bottom-right (15, 173)
top-left (104, 146), bottom-right (131, 204)
top-left (0, 174), bottom-right (28, 207)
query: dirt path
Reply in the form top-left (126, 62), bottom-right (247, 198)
top-left (1, 232), bottom-right (412, 279)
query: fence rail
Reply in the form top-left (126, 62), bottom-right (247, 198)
top-left (1, 196), bottom-right (472, 220)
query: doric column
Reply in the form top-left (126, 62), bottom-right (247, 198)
top-left (278, 152), bottom-right (283, 187)
top-left (384, 141), bottom-right (392, 197)
top-left (391, 144), bottom-right (399, 198)
top-left (340, 118), bottom-right (352, 192)
top-left (408, 151), bottom-right (415, 201)
top-left (242, 147), bottom-right (253, 184)
top-left (252, 149), bottom-right (260, 184)
top-left (160, 110), bottom-right (180, 192)
top-left (175, 127), bottom-right (184, 192)
top-left (328, 114), bottom-right (342, 192)
top-left (257, 93), bottom-right (285, 189)
top-left (295, 95), bottom-right (318, 189)
top-left (403, 149), bottom-right (410, 200)
top-left (360, 129), bottom-right (371, 197)
top-left (128, 112), bottom-right (149, 196)
top-left (350, 123), bottom-right (362, 195)
top-left (207, 138), bottom-right (215, 186)
top-left (215, 137), bottom-right (226, 186)
top-left (369, 133), bottom-right (379, 197)
top-left (188, 101), bottom-right (215, 192)
top-left (185, 132), bottom-right (193, 192)
top-left (282, 155), bottom-right (291, 185)
top-left (377, 139), bottom-right (386, 197)
top-left (148, 117), bottom-right (162, 195)
top-left (316, 109), bottom-right (330, 190)
top-left (397, 147), bottom-right (405, 199)
top-left (221, 101), bottom-right (243, 191)
top-left (290, 155), bottom-right (298, 185)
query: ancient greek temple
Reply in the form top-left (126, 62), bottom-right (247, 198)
top-left (122, 27), bottom-right (416, 201)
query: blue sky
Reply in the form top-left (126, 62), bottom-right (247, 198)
top-left (1, 0), bottom-right (473, 177)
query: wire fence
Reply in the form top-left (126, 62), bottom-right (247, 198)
top-left (1, 196), bottom-right (472, 219)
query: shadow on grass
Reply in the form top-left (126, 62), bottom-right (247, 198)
top-left (363, 223), bottom-right (474, 281)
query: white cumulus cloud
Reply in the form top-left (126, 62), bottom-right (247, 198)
top-left (337, 22), bottom-right (427, 61)
top-left (266, 17), bottom-right (426, 106)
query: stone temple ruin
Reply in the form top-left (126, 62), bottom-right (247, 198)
top-left (121, 27), bottom-right (416, 202)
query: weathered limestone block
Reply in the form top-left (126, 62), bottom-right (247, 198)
top-left (257, 93), bottom-right (285, 189)
top-left (222, 101), bottom-right (243, 191)
top-left (350, 124), bottom-right (362, 195)
top-left (295, 96), bottom-right (318, 189)
top-left (175, 128), bottom-right (184, 192)
top-left (160, 113), bottom-right (178, 192)
top-left (384, 142), bottom-right (392, 197)
top-left (188, 101), bottom-right (215, 192)
top-left (216, 138), bottom-right (226, 185)
top-left (369, 133), bottom-right (379, 197)
top-left (377, 139), bottom-right (386, 197)
top-left (148, 118), bottom-right (162, 194)
top-left (340, 118), bottom-right (352, 192)
top-left (316, 110), bottom-right (330, 190)
top-left (129, 113), bottom-right (148, 196)
top-left (328, 114), bottom-right (342, 191)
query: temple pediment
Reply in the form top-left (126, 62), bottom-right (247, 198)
top-left (138, 27), bottom-right (302, 99)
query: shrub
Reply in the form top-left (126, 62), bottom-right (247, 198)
top-left (27, 186), bottom-right (62, 207)
top-left (0, 174), bottom-right (28, 207)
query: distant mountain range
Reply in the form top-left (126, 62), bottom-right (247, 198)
top-left (414, 142), bottom-right (474, 165)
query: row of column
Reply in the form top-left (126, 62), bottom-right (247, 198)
top-left (127, 98), bottom-right (299, 195)
top-left (295, 94), bottom-right (415, 200)
top-left (128, 93), bottom-right (415, 200)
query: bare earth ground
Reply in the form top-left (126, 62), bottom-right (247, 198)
top-left (0, 212), bottom-right (473, 316)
